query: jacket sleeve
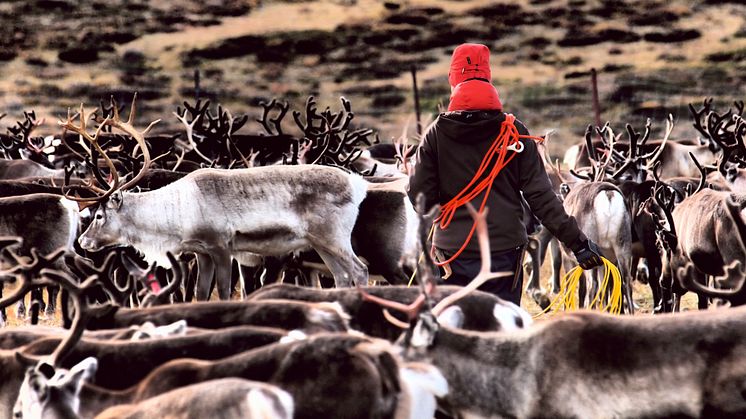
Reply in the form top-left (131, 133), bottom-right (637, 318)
top-left (515, 123), bottom-right (587, 250)
top-left (407, 125), bottom-right (440, 212)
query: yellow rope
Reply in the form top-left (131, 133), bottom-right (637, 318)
top-left (534, 257), bottom-right (623, 318)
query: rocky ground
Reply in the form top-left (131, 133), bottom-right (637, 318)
top-left (1, 0), bottom-right (746, 157)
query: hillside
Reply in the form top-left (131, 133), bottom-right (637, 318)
top-left (1, 0), bottom-right (745, 158)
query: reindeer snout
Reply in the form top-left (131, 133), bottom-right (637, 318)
top-left (78, 236), bottom-right (96, 251)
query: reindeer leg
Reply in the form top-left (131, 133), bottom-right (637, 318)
top-left (647, 256), bottom-right (663, 313)
top-left (61, 289), bottom-right (72, 329)
top-left (262, 256), bottom-right (287, 285)
top-left (16, 295), bottom-right (26, 319)
top-left (382, 267), bottom-right (409, 286)
top-left (196, 252), bottom-right (216, 301)
top-left (230, 259), bottom-right (240, 298)
top-left (183, 256), bottom-right (198, 302)
top-left (213, 248), bottom-right (233, 300)
top-left (0, 282), bottom-right (5, 325)
top-left (587, 268), bottom-right (600, 309)
top-left (46, 285), bottom-right (59, 316)
top-left (621, 261), bottom-right (635, 315)
top-left (578, 270), bottom-right (589, 308)
top-left (550, 238), bottom-right (563, 294)
top-left (524, 236), bottom-right (550, 310)
top-left (239, 264), bottom-right (262, 297)
top-left (314, 243), bottom-right (368, 287)
top-left (660, 256), bottom-right (675, 313)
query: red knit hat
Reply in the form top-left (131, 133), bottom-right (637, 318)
top-left (448, 43), bottom-right (492, 87)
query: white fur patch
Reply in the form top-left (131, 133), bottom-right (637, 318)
top-left (493, 302), bottom-right (532, 331)
top-left (246, 387), bottom-right (294, 419)
top-left (436, 306), bottom-right (464, 329)
top-left (131, 320), bottom-right (188, 341)
top-left (280, 330), bottom-right (308, 344)
top-left (308, 302), bottom-right (350, 329)
top-left (397, 363), bottom-right (449, 419)
top-left (593, 190), bottom-right (626, 250)
top-left (400, 198), bottom-right (420, 268)
top-left (563, 145), bottom-right (580, 169)
top-left (348, 173), bottom-right (369, 208)
top-left (409, 320), bottom-right (431, 349)
top-left (60, 197), bottom-right (81, 249)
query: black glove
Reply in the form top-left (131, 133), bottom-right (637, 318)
top-left (573, 239), bottom-right (604, 270)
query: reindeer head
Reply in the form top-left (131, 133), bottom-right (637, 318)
top-left (59, 95), bottom-right (158, 251)
top-left (13, 358), bottom-right (98, 419)
top-left (78, 192), bottom-right (125, 252)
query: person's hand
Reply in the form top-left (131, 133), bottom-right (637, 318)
top-left (573, 239), bottom-right (603, 270)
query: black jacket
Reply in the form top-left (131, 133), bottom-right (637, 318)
top-left (407, 110), bottom-right (586, 256)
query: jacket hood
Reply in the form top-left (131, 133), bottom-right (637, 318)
top-left (448, 79), bottom-right (502, 112)
top-left (436, 111), bottom-right (505, 145)
top-left (449, 43), bottom-right (492, 87)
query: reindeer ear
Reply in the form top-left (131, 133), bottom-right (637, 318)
top-left (108, 191), bottom-right (123, 210)
top-left (59, 357), bottom-right (97, 394)
top-left (77, 201), bottom-right (97, 212)
top-left (409, 313), bottom-right (439, 349)
top-left (37, 362), bottom-right (56, 379)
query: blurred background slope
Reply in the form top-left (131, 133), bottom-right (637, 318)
top-left (0, 0), bottom-right (745, 157)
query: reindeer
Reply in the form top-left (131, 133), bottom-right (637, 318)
top-left (651, 184), bottom-right (746, 310)
top-left (15, 324), bottom-right (291, 390)
top-left (247, 283), bottom-right (530, 341)
top-left (0, 160), bottom-right (65, 180)
top-left (14, 325), bottom-right (446, 419)
top-left (0, 244), bottom-right (393, 419)
top-left (93, 378), bottom-right (295, 419)
top-left (0, 193), bottom-right (80, 321)
top-left (555, 125), bottom-right (636, 313)
top-left (563, 116), bottom-right (714, 180)
top-left (647, 108), bottom-right (746, 310)
top-left (368, 204), bottom-right (746, 418)
top-left (62, 97), bottom-right (369, 298)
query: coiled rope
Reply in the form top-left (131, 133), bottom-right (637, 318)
top-left (534, 256), bottom-right (623, 317)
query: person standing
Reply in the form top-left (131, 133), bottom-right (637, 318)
top-left (407, 43), bottom-right (602, 305)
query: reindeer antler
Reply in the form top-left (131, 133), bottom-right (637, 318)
top-left (60, 94), bottom-right (159, 205)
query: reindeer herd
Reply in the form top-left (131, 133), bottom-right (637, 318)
top-left (0, 93), bottom-right (746, 418)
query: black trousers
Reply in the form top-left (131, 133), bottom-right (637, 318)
top-left (440, 246), bottom-right (524, 305)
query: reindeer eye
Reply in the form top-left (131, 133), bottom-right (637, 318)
top-left (95, 213), bottom-right (103, 220)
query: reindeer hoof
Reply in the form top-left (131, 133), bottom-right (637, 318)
top-left (532, 291), bottom-right (552, 311)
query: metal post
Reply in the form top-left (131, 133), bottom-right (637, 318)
top-left (591, 68), bottom-right (602, 136)
top-left (411, 65), bottom-right (422, 136)
top-left (194, 69), bottom-right (201, 102)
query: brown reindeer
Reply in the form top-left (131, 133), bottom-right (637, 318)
top-left (373, 200), bottom-right (746, 418)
